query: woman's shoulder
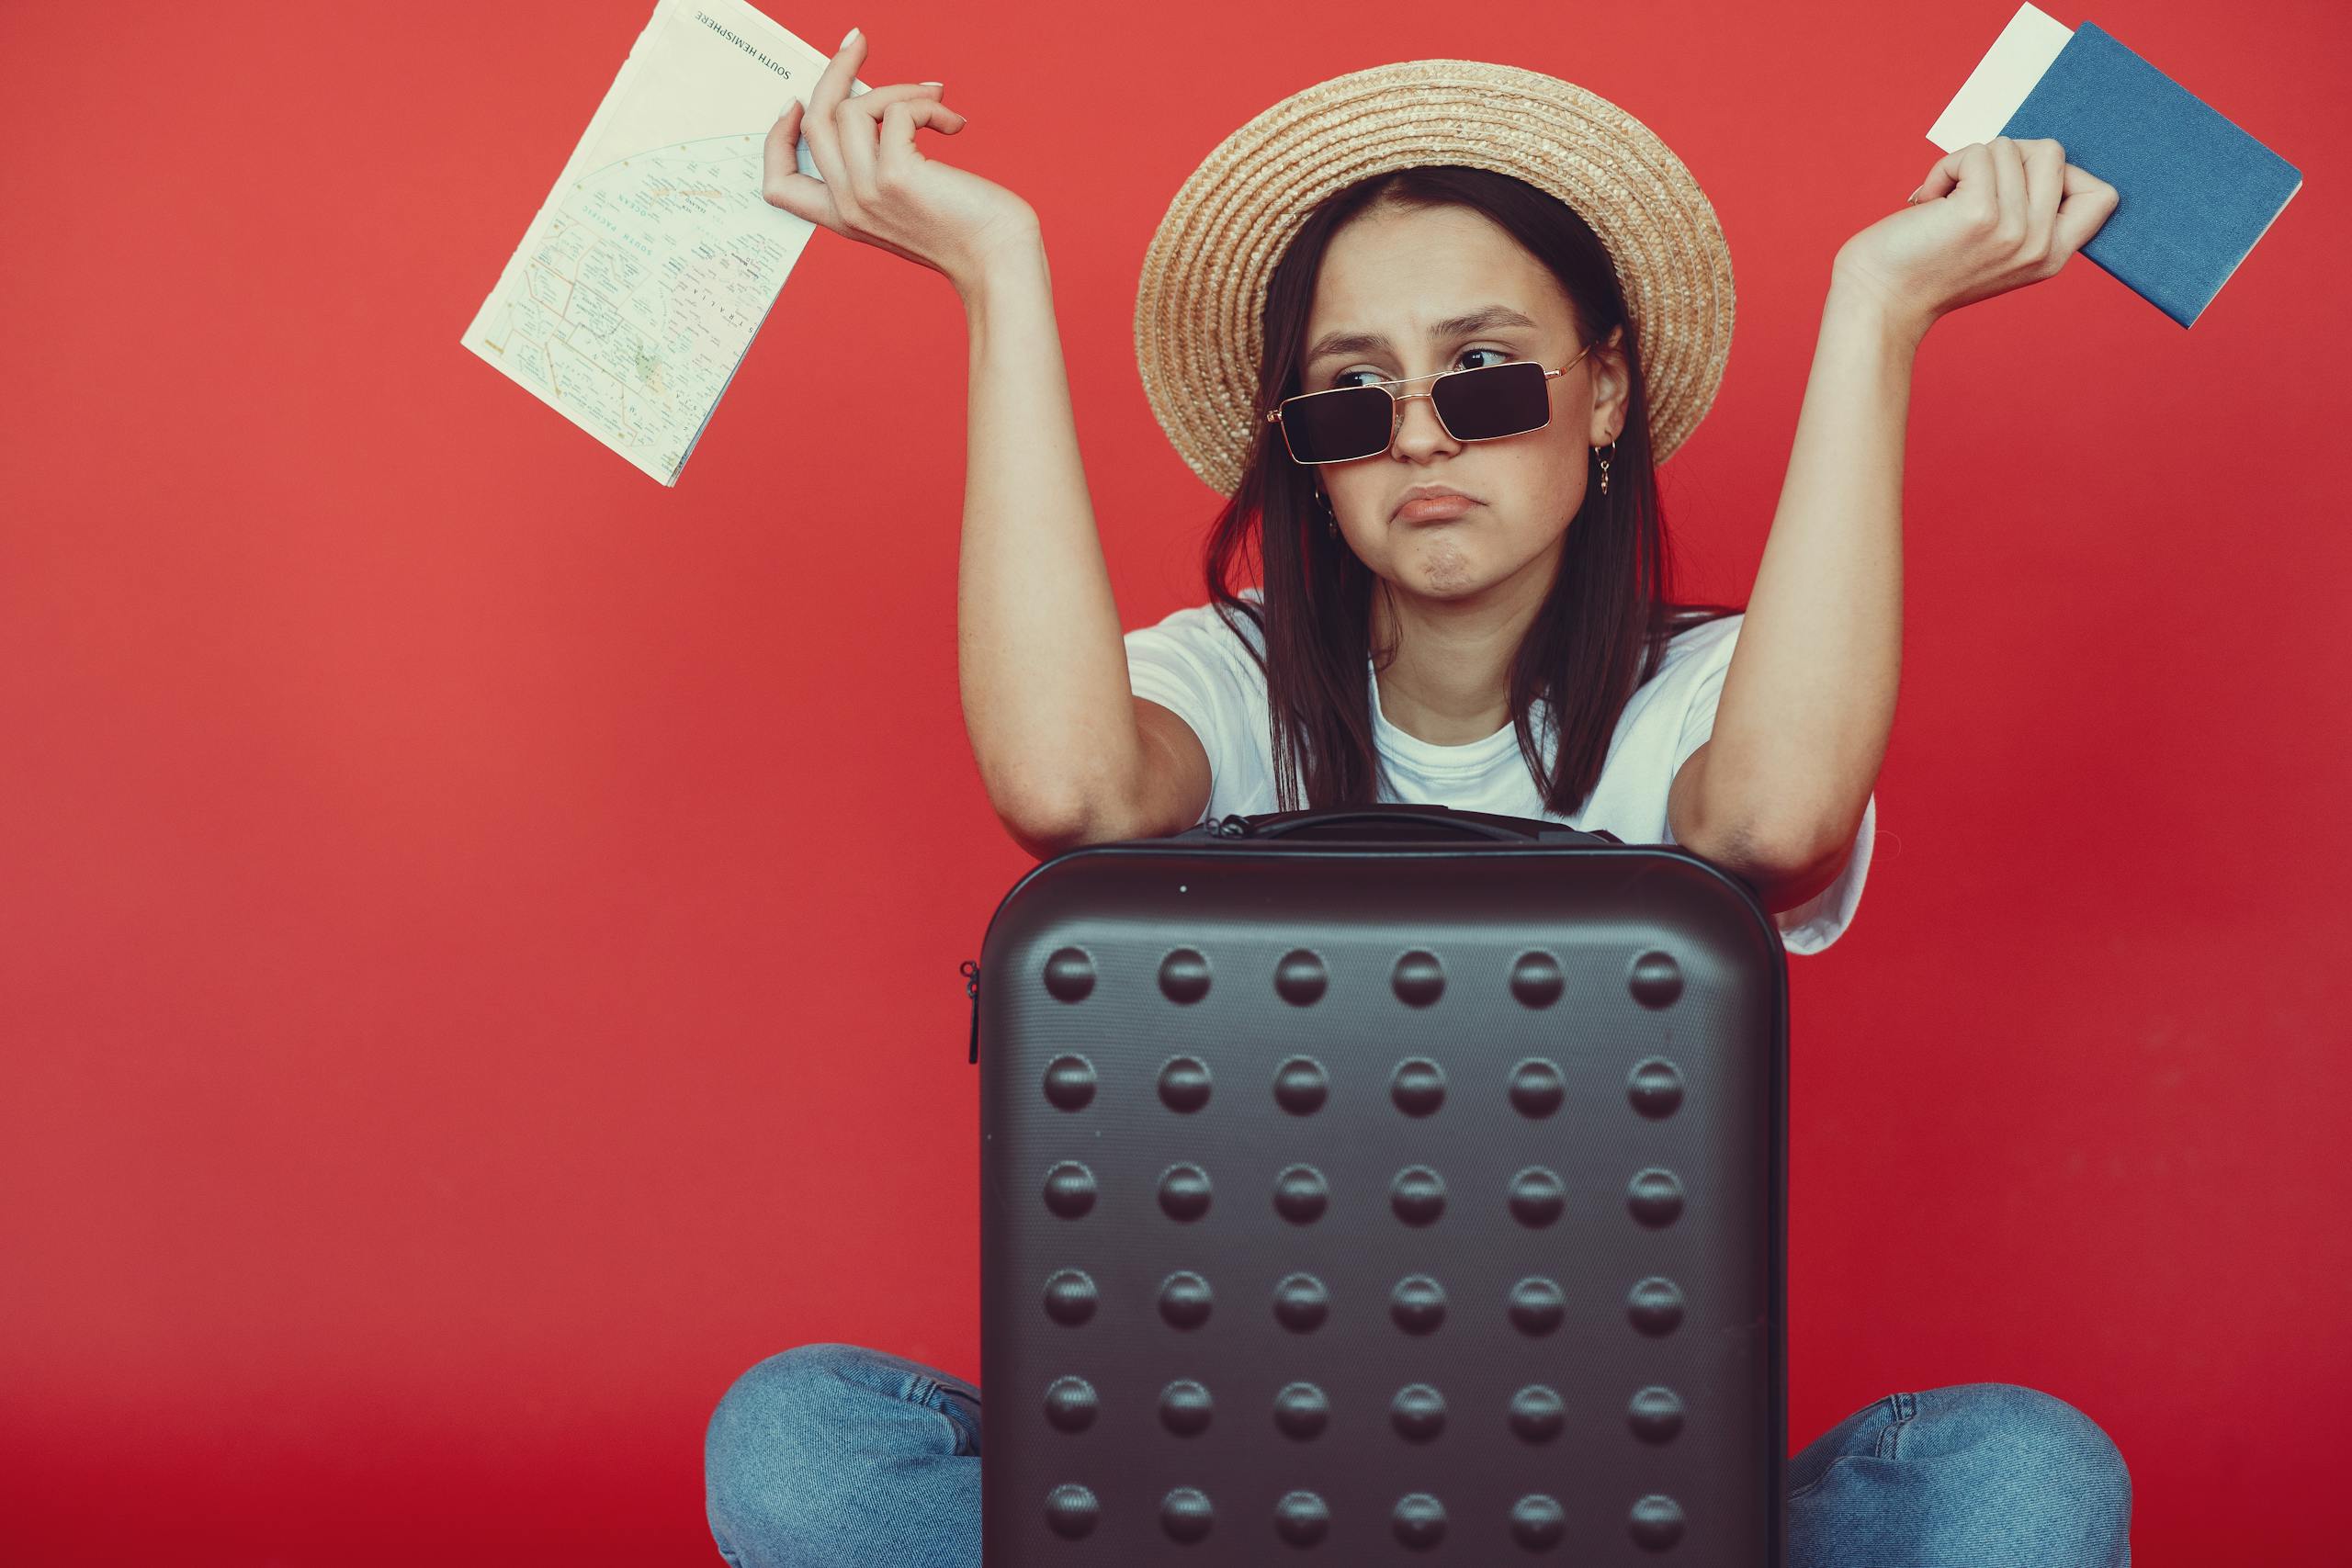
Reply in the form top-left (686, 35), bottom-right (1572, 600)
top-left (1125, 587), bottom-right (1269, 664)
top-left (1663, 604), bottom-right (1743, 650)
top-left (1653, 607), bottom-right (1744, 682)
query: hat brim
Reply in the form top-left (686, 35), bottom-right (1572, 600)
top-left (1134, 59), bottom-right (1736, 498)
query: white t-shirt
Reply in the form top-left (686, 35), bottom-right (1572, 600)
top-left (1124, 587), bottom-right (1875, 955)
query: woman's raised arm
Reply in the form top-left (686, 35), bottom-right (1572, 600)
top-left (762, 28), bottom-right (1182, 856)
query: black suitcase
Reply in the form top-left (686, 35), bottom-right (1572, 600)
top-left (965, 802), bottom-right (1792, 1563)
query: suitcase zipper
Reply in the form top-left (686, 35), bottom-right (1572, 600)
top-left (961, 958), bottom-right (981, 1065)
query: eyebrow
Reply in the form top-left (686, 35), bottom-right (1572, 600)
top-left (1304, 305), bottom-right (1543, 368)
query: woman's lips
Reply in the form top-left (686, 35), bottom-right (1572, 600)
top-left (1396, 494), bottom-right (1477, 522)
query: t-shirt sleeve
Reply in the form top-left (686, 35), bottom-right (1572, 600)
top-left (1663, 617), bottom-right (1876, 956)
top-left (1122, 599), bottom-right (1266, 825)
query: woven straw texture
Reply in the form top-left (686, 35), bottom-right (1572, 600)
top-left (1134, 59), bottom-right (1736, 498)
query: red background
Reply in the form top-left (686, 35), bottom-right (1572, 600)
top-left (4, 0), bottom-right (2346, 1561)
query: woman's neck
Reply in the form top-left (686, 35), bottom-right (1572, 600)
top-left (1367, 570), bottom-right (1553, 746)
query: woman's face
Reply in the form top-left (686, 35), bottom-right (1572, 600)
top-left (1300, 203), bottom-right (1626, 602)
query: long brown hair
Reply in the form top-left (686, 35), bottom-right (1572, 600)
top-left (1193, 164), bottom-right (1744, 815)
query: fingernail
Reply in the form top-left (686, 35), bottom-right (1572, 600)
top-left (1905, 186), bottom-right (1923, 204)
top-left (920, 80), bottom-right (944, 86)
top-left (841, 26), bottom-right (860, 49)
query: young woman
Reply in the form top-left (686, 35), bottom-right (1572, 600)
top-left (702, 30), bottom-right (2132, 1568)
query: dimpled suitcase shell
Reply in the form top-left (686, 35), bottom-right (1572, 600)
top-left (972, 803), bottom-right (1791, 1564)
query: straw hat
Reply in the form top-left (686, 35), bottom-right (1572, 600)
top-left (1134, 59), bottom-right (1736, 499)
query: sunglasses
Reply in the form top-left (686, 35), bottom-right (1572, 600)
top-left (1265, 342), bottom-right (1594, 466)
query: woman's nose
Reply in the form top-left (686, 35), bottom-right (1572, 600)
top-left (1393, 389), bottom-right (1456, 450)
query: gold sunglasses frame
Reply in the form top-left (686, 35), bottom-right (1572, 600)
top-left (1263, 341), bottom-right (1594, 466)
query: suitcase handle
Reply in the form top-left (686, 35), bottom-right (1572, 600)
top-left (1222, 808), bottom-right (1523, 841)
top-left (1209, 805), bottom-right (1614, 844)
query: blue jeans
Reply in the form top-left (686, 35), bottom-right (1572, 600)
top-left (704, 1342), bottom-right (2131, 1566)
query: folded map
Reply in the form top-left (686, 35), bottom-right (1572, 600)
top-left (461, 0), bottom-right (869, 485)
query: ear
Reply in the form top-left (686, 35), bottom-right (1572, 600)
top-left (1590, 324), bottom-right (1632, 438)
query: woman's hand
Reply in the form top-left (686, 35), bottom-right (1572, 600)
top-left (762, 28), bottom-right (1041, 291)
top-left (1833, 137), bottom-right (2120, 336)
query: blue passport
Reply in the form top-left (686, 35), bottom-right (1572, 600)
top-left (1927, 3), bottom-right (2301, 328)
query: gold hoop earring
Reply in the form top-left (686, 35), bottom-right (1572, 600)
top-left (1315, 486), bottom-right (1336, 536)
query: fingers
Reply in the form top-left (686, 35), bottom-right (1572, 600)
top-left (1985, 136), bottom-right (2026, 243)
top-left (1953, 141), bottom-right (1993, 218)
top-left (1912, 142), bottom-right (1971, 205)
top-left (1914, 136), bottom-right (2035, 220)
top-left (799, 28), bottom-right (868, 193)
top-left (2020, 138), bottom-right (2064, 261)
top-left (763, 100), bottom-right (842, 228)
top-left (791, 28), bottom-right (960, 224)
top-left (1933, 140), bottom-right (2108, 235)
top-left (1904, 136), bottom-right (2117, 280)
top-left (835, 82), bottom-right (952, 192)
top-left (876, 96), bottom-right (967, 185)
top-left (765, 21), bottom-right (965, 231)
top-left (2051, 159), bottom-right (2120, 258)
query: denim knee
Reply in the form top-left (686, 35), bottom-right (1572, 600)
top-left (1943, 1382), bottom-right (2133, 1554)
top-left (706, 1343), bottom-right (984, 1568)
top-left (704, 1345), bottom-right (870, 1538)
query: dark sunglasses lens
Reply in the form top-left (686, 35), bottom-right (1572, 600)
top-left (1283, 387), bottom-right (1391, 463)
top-left (1432, 360), bottom-right (1548, 439)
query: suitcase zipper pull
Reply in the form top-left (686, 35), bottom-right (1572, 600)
top-left (961, 958), bottom-right (981, 1065)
